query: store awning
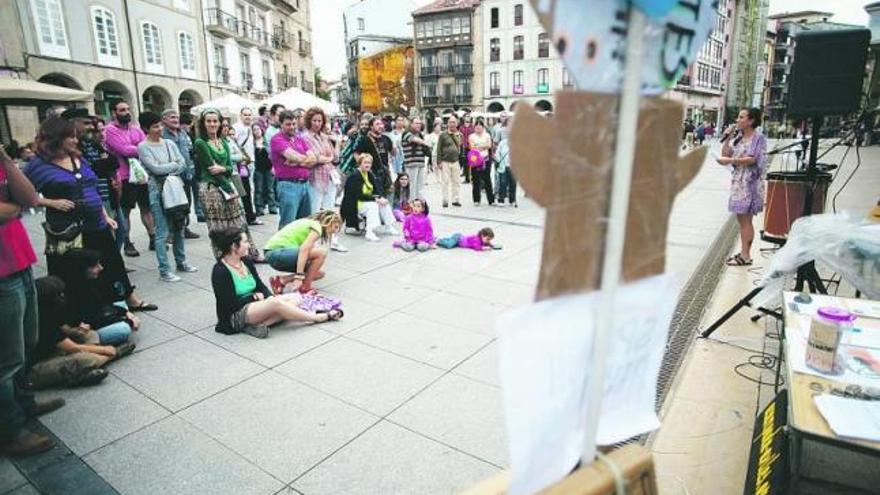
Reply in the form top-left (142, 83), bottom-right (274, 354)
top-left (0, 77), bottom-right (93, 103)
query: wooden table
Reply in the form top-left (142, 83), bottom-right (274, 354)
top-left (782, 292), bottom-right (880, 493)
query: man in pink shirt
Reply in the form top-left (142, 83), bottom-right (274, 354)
top-left (0, 150), bottom-right (65, 456)
top-left (270, 110), bottom-right (317, 228)
top-left (104, 101), bottom-right (152, 257)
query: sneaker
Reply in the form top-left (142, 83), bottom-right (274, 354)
top-left (0, 432), bottom-right (55, 457)
top-left (30, 397), bottom-right (65, 417)
top-left (176, 263), bottom-right (199, 273)
top-left (365, 231), bottom-right (380, 242)
top-left (268, 209), bottom-right (278, 215)
top-left (330, 240), bottom-right (349, 252)
top-left (124, 241), bottom-right (140, 257)
top-left (442, 202), bottom-right (449, 208)
top-left (385, 226), bottom-right (400, 236)
top-left (244, 324), bottom-right (269, 339)
top-left (160, 272), bottom-right (182, 283)
top-left (452, 202), bottom-right (462, 207)
top-left (115, 342), bottom-right (136, 358)
top-left (184, 228), bottom-right (200, 239)
top-left (75, 369), bottom-right (108, 387)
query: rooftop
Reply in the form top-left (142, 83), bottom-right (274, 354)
top-left (768, 10), bottom-right (833, 20)
top-left (413, 0), bottom-right (480, 16)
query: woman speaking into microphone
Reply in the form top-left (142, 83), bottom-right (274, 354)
top-left (716, 108), bottom-right (767, 267)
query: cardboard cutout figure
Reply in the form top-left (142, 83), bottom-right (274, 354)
top-left (509, 91), bottom-right (706, 300)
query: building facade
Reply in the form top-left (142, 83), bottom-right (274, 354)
top-left (667, 0), bottom-right (736, 128)
top-left (343, 0), bottom-right (417, 112)
top-left (412, 0), bottom-right (483, 119)
top-left (204, 0), bottom-right (315, 100)
top-left (765, 11), bottom-right (863, 127)
top-left (725, 0), bottom-right (770, 117)
top-left (479, 0), bottom-right (567, 114)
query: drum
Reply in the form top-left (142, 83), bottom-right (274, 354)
top-left (763, 171), bottom-right (831, 243)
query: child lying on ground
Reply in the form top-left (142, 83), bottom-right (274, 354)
top-left (436, 227), bottom-right (501, 251)
top-left (393, 198), bottom-right (435, 252)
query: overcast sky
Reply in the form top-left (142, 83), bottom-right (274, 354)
top-left (311, 0), bottom-right (872, 81)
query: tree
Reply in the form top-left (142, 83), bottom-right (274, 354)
top-left (314, 67), bottom-right (332, 100)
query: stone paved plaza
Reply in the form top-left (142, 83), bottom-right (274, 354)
top-left (2, 149), bottom-right (736, 494)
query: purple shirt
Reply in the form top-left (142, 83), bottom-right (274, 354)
top-left (103, 121), bottom-right (145, 181)
top-left (25, 157), bottom-right (107, 232)
top-left (270, 131), bottom-right (311, 181)
top-left (458, 233), bottom-right (484, 251)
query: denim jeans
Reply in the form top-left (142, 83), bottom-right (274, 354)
top-left (253, 169), bottom-right (277, 213)
top-left (97, 321), bottom-right (131, 345)
top-left (276, 180), bottom-right (312, 229)
top-left (0, 268), bottom-right (38, 442)
top-left (497, 169), bottom-right (517, 204)
top-left (149, 183), bottom-right (187, 276)
top-left (265, 247), bottom-right (301, 273)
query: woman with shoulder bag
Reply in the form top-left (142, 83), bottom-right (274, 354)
top-left (193, 109), bottom-right (261, 260)
top-left (24, 117), bottom-right (157, 312)
top-left (137, 112), bottom-right (198, 282)
top-left (223, 120), bottom-right (259, 226)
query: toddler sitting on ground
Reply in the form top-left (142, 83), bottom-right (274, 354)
top-left (393, 198), bottom-right (435, 252)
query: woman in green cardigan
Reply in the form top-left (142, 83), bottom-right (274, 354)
top-left (194, 108), bottom-right (258, 258)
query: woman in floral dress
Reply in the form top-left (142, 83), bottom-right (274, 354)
top-left (716, 108), bottom-right (767, 266)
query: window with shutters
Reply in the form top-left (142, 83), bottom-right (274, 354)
top-left (141, 22), bottom-right (163, 71)
top-left (31, 0), bottom-right (69, 58)
top-left (538, 33), bottom-right (550, 58)
top-left (490, 7), bottom-right (499, 28)
top-left (513, 70), bottom-right (523, 94)
top-left (514, 4), bottom-right (523, 26)
top-left (91, 7), bottom-right (120, 66)
top-left (490, 38), bottom-right (500, 62)
top-left (178, 32), bottom-right (196, 77)
top-left (489, 71), bottom-right (500, 96)
top-left (513, 35), bottom-right (524, 60)
top-left (537, 68), bottom-right (549, 93)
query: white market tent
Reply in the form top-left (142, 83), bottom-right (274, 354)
top-left (260, 87), bottom-right (340, 116)
top-left (190, 93), bottom-right (259, 118)
top-left (0, 77), bottom-right (92, 103)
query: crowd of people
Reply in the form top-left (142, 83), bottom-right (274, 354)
top-left (0, 101), bottom-right (514, 457)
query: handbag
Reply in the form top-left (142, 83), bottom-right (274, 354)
top-left (467, 149), bottom-right (486, 170)
top-left (42, 158), bottom-right (85, 252)
top-left (127, 158), bottom-right (148, 184)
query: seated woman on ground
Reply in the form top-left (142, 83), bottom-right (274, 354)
top-left (264, 210), bottom-right (341, 294)
top-left (211, 227), bottom-right (342, 339)
top-left (340, 154), bottom-right (399, 241)
top-left (26, 276), bottom-right (135, 390)
top-left (57, 249), bottom-right (140, 343)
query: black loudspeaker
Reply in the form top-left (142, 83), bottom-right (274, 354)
top-left (787, 29), bottom-right (870, 117)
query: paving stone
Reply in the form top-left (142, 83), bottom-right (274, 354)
top-left (399, 291), bottom-right (508, 336)
top-left (7, 484), bottom-right (40, 495)
top-left (149, 289), bottom-right (218, 333)
top-left (447, 274), bottom-right (534, 308)
top-left (452, 342), bottom-right (500, 387)
top-left (29, 455), bottom-right (117, 495)
top-left (352, 260), bottom-right (471, 291)
top-left (109, 335), bottom-right (264, 412)
top-left (315, 296), bottom-right (392, 336)
top-left (0, 457), bottom-right (26, 493)
top-left (292, 421), bottom-right (498, 495)
top-left (325, 276), bottom-right (434, 311)
top-left (196, 324), bottom-right (338, 368)
top-left (36, 375), bottom-right (169, 456)
top-left (276, 338), bottom-right (443, 416)
top-left (389, 374), bottom-right (508, 467)
top-left (347, 312), bottom-right (491, 370)
top-left (129, 313), bottom-right (187, 352)
top-left (85, 416), bottom-right (282, 495)
top-left (179, 371), bottom-right (377, 483)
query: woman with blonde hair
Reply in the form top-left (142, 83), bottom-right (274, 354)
top-left (264, 210), bottom-right (342, 294)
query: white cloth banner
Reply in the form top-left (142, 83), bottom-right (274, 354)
top-left (497, 274), bottom-right (679, 495)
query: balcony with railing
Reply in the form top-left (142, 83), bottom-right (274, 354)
top-left (454, 64), bottom-right (472, 75)
top-left (298, 39), bottom-right (311, 56)
top-left (277, 73), bottom-right (297, 90)
top-left (274, 27), bottom-right (293, 48)
top-left (420, 66), bottom-right (440, 77)
top-left (439, 65), bottom-right (454, 76)
top-left (422, 96), bottom-right (439, 105)
top-left (272, 0), bottom-right (298, 14)
top-left (302, 80), bottom-right (314, 93)
top-left (677, 75), bottom-right (692, 86)
top-left (513, 49), bottom-right (523, 60)
top-left (455, 94), bottom-right (472, 103)
top-left (489, 87), bottom-right (500, 96)
top-left (215, 65), bottom-right (230, 84)
top-left (236, 22), bottom-right (262, 47)
top-left (263, 77), bottom-right (273, 94)
top-left (206, 9), bottom-right (237, 38)
top-left (489, 49), bottom-right (500, 62)
top-left (241, 72), bottom-right (254, 90)
top-left (440, 95), bottom-right (454, 104)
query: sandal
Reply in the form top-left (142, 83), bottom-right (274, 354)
top-left (129, 301), bottom-right (158, 312)
top-left (317, 309), bottom-right (344, 322)
top-left (269, 276), bottom-right (284, 295)
top-left (725, 253), bottom-right (753, 266)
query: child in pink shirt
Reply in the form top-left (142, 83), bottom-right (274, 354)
top-left (395, 199), bottom-right (435, 252)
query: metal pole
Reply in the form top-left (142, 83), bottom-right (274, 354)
top-left (581, 8), bottom-right (647, 463)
